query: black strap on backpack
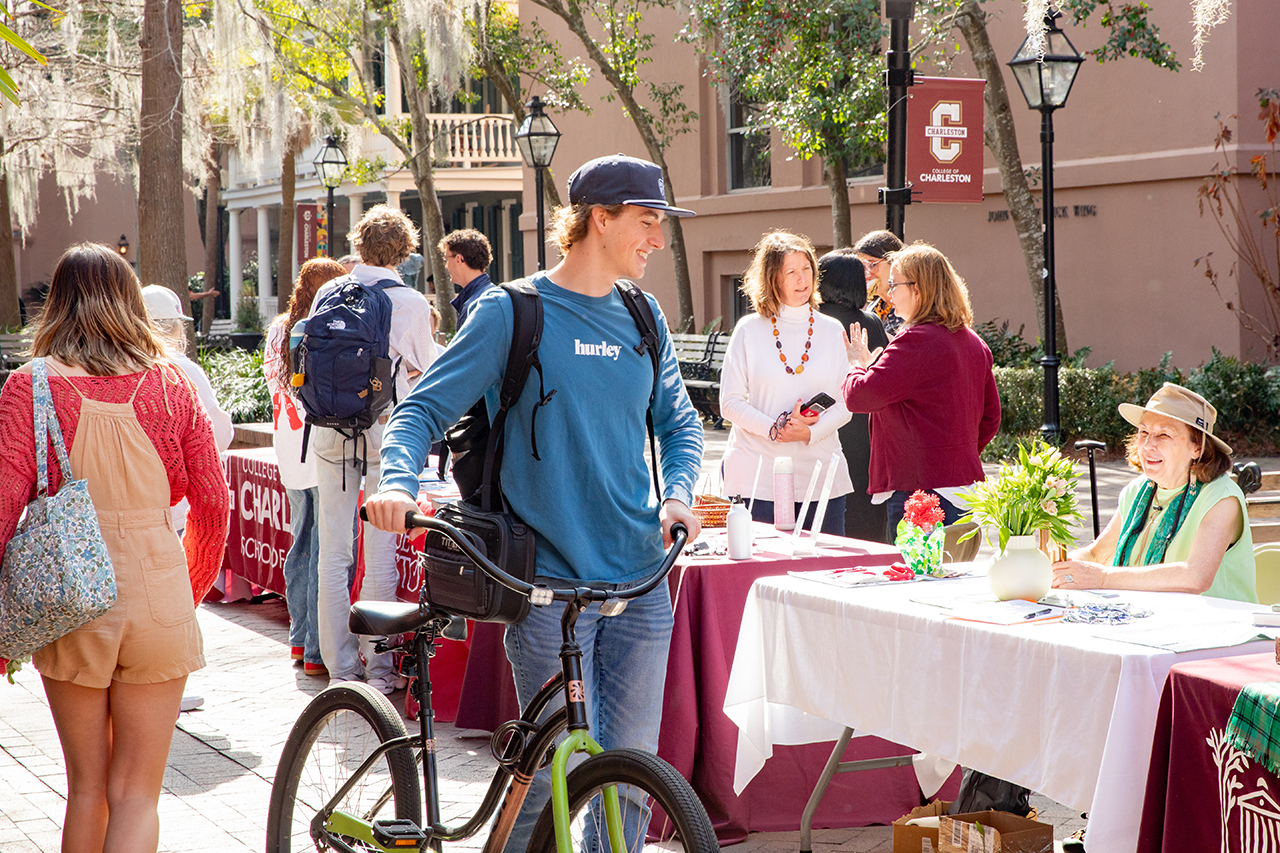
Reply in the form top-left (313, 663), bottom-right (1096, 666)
top-left (474, 280), bottom-right (554, 512)
top-left (614, 279), bottom-right (662, 497)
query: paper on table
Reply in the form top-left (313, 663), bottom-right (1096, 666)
top-left (788, 567), bottom-right (910, 589)
top-left (1094, 614), bottom-right (1268, 651)
top-left (948, 599), bottom-right (1065, 625)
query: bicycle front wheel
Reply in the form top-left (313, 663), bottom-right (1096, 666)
top-left (527, 748), bottom-right (718, 853)
top-left (266, 682), bottom-right (423, 853)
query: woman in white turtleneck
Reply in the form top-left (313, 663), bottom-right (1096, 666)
top-left (719, 230), bottom-right (854, 534)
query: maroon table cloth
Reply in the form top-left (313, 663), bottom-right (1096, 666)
top-left (455, 529), bottom-right (953, 843)
top-left (1139, 652), bottom-right (1280, 853)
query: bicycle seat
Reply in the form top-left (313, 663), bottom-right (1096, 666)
top-left (349, 601), bottom-right (437, 636)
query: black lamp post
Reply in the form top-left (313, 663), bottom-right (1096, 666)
top-left (117, 234), bottom-right (129, 258)
top-left (514, 96), bottom-right (561, 270)
top-left (1008, 12), bottom-right (1082, 446)
top-left (313, 135), bottom-right (348, 257)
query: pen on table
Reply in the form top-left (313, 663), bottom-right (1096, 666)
top-left (1023, 607), bottom-right (1054, 620)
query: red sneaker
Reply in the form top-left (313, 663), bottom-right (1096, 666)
top-left (304, 662), bottom-right (328, 677)
top-left (290, 646), bottom-right (304, 662)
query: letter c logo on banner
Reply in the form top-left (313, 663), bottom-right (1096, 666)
top-left (928, 101), bottom-right (966, 164)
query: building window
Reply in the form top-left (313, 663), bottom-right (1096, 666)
top-left (727, 90), bottom-right (770, 190)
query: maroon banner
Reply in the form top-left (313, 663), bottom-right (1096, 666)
top-left (907, 77), bottom-right (986, 204)
top-left (222, 449), bottom-right (292, 594)
top-left (296, 204), bottom-right (319, 263)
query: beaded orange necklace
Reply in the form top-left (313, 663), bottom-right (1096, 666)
top-left (771, 308), bottom-right (814, 375)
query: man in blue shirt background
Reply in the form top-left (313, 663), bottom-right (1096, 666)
top-left (366, 153), bottom-right (703, 853)
top-left (440, 228), bottom-right (495, 327)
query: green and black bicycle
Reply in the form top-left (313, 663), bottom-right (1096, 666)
top-left (265, 512), bottom-right (717, 853)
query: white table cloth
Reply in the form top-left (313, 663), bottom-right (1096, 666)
top-left (724, 574), bottom-right (1272, 853)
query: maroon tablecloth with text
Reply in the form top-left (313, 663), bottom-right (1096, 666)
top-left (1138, 651), bottom-right (1280, 853)
top-left (455, 528), bottom-right (957, 843)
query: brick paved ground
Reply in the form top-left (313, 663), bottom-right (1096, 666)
top-left (2, 429), bottom-right (1272, 852)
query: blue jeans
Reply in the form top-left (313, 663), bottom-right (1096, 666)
top-left (885, 490), bottom-right (964, 542)
top-left (749, 495), bottom-right (847, 536)
top-left (501, 581), bottom-right (674, 853)
top-left (284, 487), bottom-right (321, 666)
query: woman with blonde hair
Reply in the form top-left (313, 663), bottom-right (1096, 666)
top-left (263, 256), bottom-right (348, 676)
top-left (842, 242), bottom-right (1001, 538)
top-left (721, 230), bottom-right (854, 533)
top-left (0, 242), bottom-right (229, 852)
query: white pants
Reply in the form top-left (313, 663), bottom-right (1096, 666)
top-left (313, 419), bottom-right (400, 682)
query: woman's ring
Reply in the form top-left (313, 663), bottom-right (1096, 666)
top-left (1063, 574), bottom-right (1074, 584)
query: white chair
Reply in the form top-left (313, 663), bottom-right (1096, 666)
top-left (1253, 543), bottom-right (1280, 606)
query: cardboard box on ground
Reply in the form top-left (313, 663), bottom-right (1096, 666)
top-left (893, 800), bottom-right (952, 853)
top-left (938, 810), bottom-right (1053, 853)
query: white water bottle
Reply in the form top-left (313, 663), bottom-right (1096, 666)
top-left (727, 496), bottom-right (752, 560)
top-left (773, 457), bottom-right (795, 530)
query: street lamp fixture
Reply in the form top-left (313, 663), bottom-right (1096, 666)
top-left (1008, 12), bottom-right (1082, 446)
top-left (514, 96), bottom-right (561, 270)
top-left (117, 234), bottom-right (129, 257)
top-left (313, 135), bottom-right (348, 257)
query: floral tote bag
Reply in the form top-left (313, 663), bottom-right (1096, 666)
top-left (0, 359), bottom-right (116, 659)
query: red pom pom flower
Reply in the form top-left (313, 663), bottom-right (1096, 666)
top-left (903, 490), bottom-right (945, 531)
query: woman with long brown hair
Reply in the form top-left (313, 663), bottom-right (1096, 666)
top-left (263, 257), bottom-right (347, 676)
top-left (0, 242), bottom-right (229, 852)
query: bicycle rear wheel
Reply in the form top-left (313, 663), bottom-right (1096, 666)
top-left (266, 682), bottom-right (423, 852)
top-left (527, 748), bottom-right (718, 853)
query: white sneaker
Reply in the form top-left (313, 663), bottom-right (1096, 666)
top-left (179, 695), bottom-right (204, 712)
top-left (327, 676), bottom-right (359, 690)
top-left (367, 675), bottom-right (408, 695)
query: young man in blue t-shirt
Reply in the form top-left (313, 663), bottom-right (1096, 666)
top-left (366, 154), bottom-right (704, 852)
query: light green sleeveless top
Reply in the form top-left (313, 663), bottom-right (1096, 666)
top-left (1113, 473), bottom-right (1256, 603)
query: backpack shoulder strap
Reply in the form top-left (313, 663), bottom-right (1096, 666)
top-left (614, 279), bottom-right (662, 497)
top-left (477, 279), bottom-right (553, 511)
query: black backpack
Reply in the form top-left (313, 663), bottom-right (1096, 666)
top-left (421, 279), bottom-right (663, 623)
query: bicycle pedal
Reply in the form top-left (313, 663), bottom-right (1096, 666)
top-left (371, 818), bottom-right (428, 848)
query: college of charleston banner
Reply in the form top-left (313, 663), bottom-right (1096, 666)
top-left (296, 204), bottom-right (319, 262)
top-left (907, 77), bottom-right (986, 204)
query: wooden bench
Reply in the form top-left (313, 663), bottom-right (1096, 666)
top-left (671, 332), bottom-right (728, 428)
top-left (1235, 464), bottom-right (1280, 544)
top-left (0, 332), bottom-right (32, 368)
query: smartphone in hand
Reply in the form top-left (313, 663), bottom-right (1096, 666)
top-left (800, 392), bottom-right (836, 417)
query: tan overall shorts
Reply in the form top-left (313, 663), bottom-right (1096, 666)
top-left (33, 369), bottom-right (205, 688)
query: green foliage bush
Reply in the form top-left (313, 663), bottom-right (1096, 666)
top-left (985, 334), bottom-right (1280, 461)
top-left (200, 347), bottom-right (271, 424)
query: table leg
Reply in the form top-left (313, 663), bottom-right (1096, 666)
top-left (798, 727), bottom-right (917, 853)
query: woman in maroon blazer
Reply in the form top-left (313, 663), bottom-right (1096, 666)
top-left (841, 242), bottom-right (1001, 540)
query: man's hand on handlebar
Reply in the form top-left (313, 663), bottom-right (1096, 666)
top-left (363, 490), bottom-right (427, 540)
top-left (661, 499), bottom-right (699, 548)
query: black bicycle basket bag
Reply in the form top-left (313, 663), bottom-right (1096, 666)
top-left (421, 280), bottom-right (548, 623)
top-left (422, 501), bottom-right (536, 623)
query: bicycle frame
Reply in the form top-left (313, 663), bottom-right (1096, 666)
top-left (314, 513), bottom-right (689, 853)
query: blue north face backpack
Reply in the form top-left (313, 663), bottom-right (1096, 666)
top-left (291, 275), bottom-right (403, 473)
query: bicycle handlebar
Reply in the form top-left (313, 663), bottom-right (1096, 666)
top-left (359, 506), bottom-right (689, 607)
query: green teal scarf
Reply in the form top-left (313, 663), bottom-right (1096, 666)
top-left (1112, 478), bottom-right (1202, 567)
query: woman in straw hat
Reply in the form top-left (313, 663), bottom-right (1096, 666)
top-left (1052, 382), bottom-right (1256, 601)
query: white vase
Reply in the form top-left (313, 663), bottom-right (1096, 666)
top-left (988, 534), bottom-right (1053, 602)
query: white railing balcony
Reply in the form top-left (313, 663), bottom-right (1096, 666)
top-left (420, 113), bottom-right (520, 168)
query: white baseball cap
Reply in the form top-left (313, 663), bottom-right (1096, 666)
top-left (141, 285), bottom-right (193, 321)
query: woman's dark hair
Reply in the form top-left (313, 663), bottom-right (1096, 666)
top-left (817, 249), bottom-right (868, 310)
top-left (852, 229), bottom-right (904, 260)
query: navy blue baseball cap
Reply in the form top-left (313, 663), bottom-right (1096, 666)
top-left (567, 154), bottom-right (696, 217)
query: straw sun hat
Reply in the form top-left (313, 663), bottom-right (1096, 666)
top-left (1117, 382), bottom-right (1232, 456)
